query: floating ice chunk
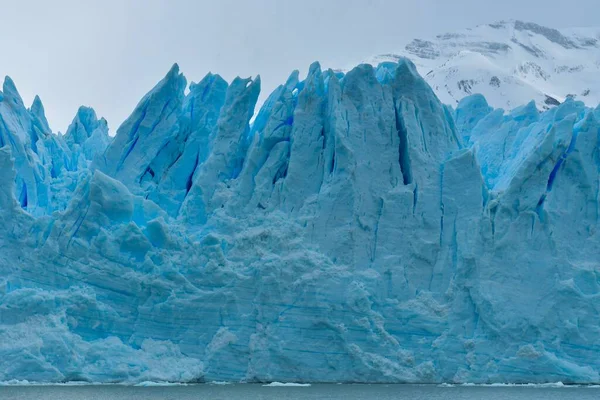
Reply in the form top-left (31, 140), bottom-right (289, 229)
top-left (263, 382), bottom-right (312, 387)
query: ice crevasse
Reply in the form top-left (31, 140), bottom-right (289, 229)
top-left (0, 59), bottom-right (599, 384)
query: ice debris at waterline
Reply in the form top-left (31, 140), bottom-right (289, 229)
top-left (0, 59), bottom-right (599, 384)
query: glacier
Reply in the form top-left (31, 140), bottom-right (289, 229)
top-left (0, 58), bottom-right (599, 384)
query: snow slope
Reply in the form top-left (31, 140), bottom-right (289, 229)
top-left (0, 58), bottom-right (600, 384)
top-left (365, 20), bottom-right (600, 111)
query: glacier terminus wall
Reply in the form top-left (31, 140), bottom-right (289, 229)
top-left (0, 59), bottom-right (599, 384)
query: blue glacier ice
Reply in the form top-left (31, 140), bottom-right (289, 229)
top-left (0, 59), bottom-right (599, 384)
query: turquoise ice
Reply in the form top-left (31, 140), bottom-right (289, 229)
top-left (0, 59), bottom-right (599, 384)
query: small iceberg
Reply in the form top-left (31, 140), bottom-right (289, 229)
top-left (263, 382), bottom-right (312, 387)
top-left (135, 381), bottom-right (187, 387)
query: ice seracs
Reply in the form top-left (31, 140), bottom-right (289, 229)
top-left (180, 74), bottom-right (260, 224)
top-left (0, 57), bottom-right (599, 385)
top-left (97, 63), bottom-right (187, 194)
top-left (64, 106), bottom-right (110, 166)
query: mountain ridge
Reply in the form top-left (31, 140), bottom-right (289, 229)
top-left (363, 20), bottom-right (600, 111)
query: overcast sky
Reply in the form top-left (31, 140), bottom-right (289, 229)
top-left (1, 0), bottom-right (597, 133)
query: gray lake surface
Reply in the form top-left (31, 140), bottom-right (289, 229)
top-left (1, 384), bottom-right (599, 400)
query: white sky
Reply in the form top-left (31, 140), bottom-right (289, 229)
top-left (1, 0), bottom-right (597, 133)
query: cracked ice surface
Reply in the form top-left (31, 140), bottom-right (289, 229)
top-left (0, 59), bottom-right (599, 384)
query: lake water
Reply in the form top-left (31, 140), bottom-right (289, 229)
top-left (1, 383), bottom-right (599, 400)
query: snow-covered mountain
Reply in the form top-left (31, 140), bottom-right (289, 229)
top-left (365, 20), bottom-right (600, 111)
